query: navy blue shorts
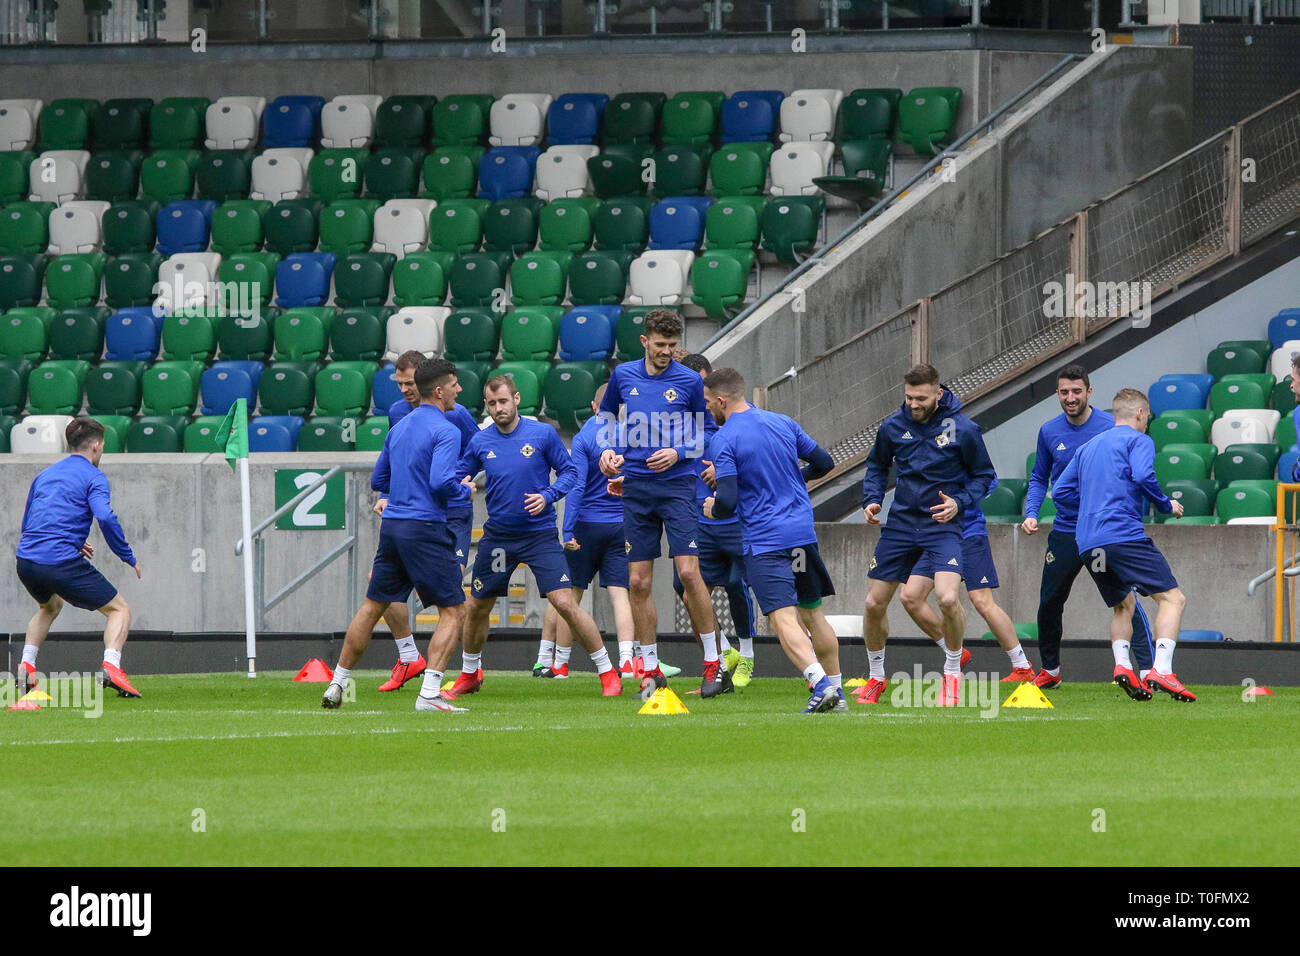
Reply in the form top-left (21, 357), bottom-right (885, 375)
top-left (913, 534), bottom-right (999, 590)
top-left (367, 518), bottom-right (465, 609)
top-left (1083, 538), bottom-right (1179, 601)
top-left (696, 520), bottom-right (745, 587)
top-left (17, 556), bottom-right (118, 611)
top-left (472, 525), bottom-right (572, 599)
top-left (868, 529), bottom-right (963, 583)
top-left (744, 542), bottom-right (836, 616)
top-left (621, 473), bottom-right (700, 563)
top-left (446, 509), bottom-right (473, 567)
top-left (564, 520), bottom-right (629, 590)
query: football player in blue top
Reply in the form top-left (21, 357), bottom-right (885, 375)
top-left (448, 373), bottom-right (623, 699)
top-left (16, 417), bottom-right (142, 699)
top-left (861, 363), bottom-right (996, 708)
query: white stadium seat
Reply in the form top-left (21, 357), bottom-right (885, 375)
top-left (1271, 341), bottom-right (1300, 380)
top-left (533, 145), bottom-right (598, 201)
top-left (158, 252), bottom-right (223, 311)
top-left (372, 199), bottom-right (436, 258)
top-left (1226, 516), bottom-right (1278, 526)
top-left (384, 307), bottom-right (448, 361)
top-left (320, 94), bottom-right (384, 149)
top-left (0, 98), bottom-right (42, 151)
top-left (249, 148), bottom-right (313, 202)
top-left (29, 150), bottom-right (90, 203)
top-left (489, 93), bottom-right (553, 147)
top-left (1211, 409), bottom-right (1280, 449)
top-left (779, 89), bottom-right (844, 143)
top-left (11, 415), bottom-right (73, 454)
top-left (205, 96), bottom-right (266, 150)
top-left (768, 141), bottom-right (835, 196)
top-left (48, 200), bottom-right (111, 254)
top-left (626, 250), bottom-right (694, 307)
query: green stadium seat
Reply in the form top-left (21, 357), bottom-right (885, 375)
top-left (329, 307), bottom-right (388, 362)
top-left (318, 198), bottom-right (380, 255)
top-left (587, 144), bottom-right (653, 201)
top-left (1155, 447), bottom-right (1210, 483)
top-left (1209, 379), bottom-right (1266, 413)
top-left (365, 147), bottom-right (425, 201)
top-left (392, 252), bottom-right (448, 307)
top-left (0, 201), bottom-right (56, 255)
top-left (1217, 482), bottom-right (1277, 521)
top-left (430, 199), bottom-right (486, 255)
top-left (1219, 339), bottom-right (1271, 362)
top-left (1154, 408), bottom-right (1214, 441)
top-left (140, 150), bottom-right (198, 203)
top-left (298, 416), bottom-right (358, 452)
top-left (142, 360), bottom-right (202, 415)
top-left (195, 149), bottom-right (253, 202)
top-left (334, 252), bottom-right (395, 308)
top-left (0, 151), bottom-right (37, 204)
top-left (0, 308), bottom-right (47, 361)
top-left (38, 99), bottom-right (98, 151)
top-left (592, 196), bottom-right (651, 252)
top-left (355, 415), bottom-right (389, 451)
top-left (262, 199), bottom-right (322, 257)
top-left (453, 362), bottom-right (487, 414)
top-left (376, 95), bottom-right (436, 150)
top-left (161, 311), bottom-right (216, 362)
top-left (1224, 442), bottom-right (1281, 472)
top-left (126, 415), bottom-right (187, 453)
top-left (661, 91), bottom-right (723, 147)
top-left (219, 252), bottom-right (280, 309)
top-left (104, 252), bottom-right (162, 309)
top-left (705, 197), bottom-right (764, 251)
top-left (274, 308), bottom-right (331, 361)
top-left (492, 361), bottom-right (544, 416)
top-left (1159, 442), bottom-right (1216, 474)
top-left (501, 306), bottom-right (562, 361)
top-left (421, 146), bottom-right (485, 202)
top-left (432, 94), bottom-right (494, 148)
top-left (568, 251), bottom-right (628, 305)
top-left (0, 254), bottom-right (48, 309)
top-left (449, 252), bottom-right (511, 309)
top-left (691, 249), bottom-right (754, 321)
top-left (1279, 412), bottom-right (1297, 449)
top-left (0, 358), bottom-right (30, 414)
top-left (184, 415), bottom-right (227, 453)
top-left (898, 87), bottom-right (962, 158)
top-left (47, 306), bottom-right (109, 361)
top-left (85, 360), bottom-right (144, 415)
top-left (538, 197), bottom-right (599, 254)
top-left (1270, 379), bottom-right (1295, 416)
top-left (150, 97), bottom-right (210, 151)
top-left (443, 308), bottom-right (499, 361)
top-left (761, 197), bottom-right (824, 264)
top-left (483, 198), bottom-right (542, 256)
top-left (1219, 372), bottom-right (1276, 401)
top-left (978, 484), bottom-right (1023, 518)
top-left (27, 359), bottom-right (89, 415)
top-left (211, 199), bottom-right (271, 255)
top-left (709, 144), bottom-right (770, 198)
top-left (510, 252), bottom-right (570, 306)
top-left (92, 98), bottom-right (153, 151)
top-left (841, 88), bottom-right (902, 141)
top-left (102, 200), bottom-right (160, 255)
top-left (649, 147), bottom-right (707, 197)
top-left (217, 312), bottom-right (274, 361)
top-left (1213, 448), bottom-right (1274, 483)
top-left (616, 308), bottom-right (649, 361)
top-left (1207, 344), bottom-right (1266, 378)
top-left (309, 149), bottom-right (369, 202)
top-left (813, 139), bottom-right (892, 209)
top-left (603, 92), bottom-right (664, 147)
top-left (259, 362), bottom-right (317, 416)
top-left (84, 150), bottom-right (142, 203)
top-left (315, 361), bottom-right (376, 418)
top-left (544, 361), bottom-right (603, 430)
top-left (89, 413), bottom-right (131, 453)
top-left (44, 253), bottom-right (106, 310)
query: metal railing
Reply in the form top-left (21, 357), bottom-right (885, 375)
top-left (764, 85), bottom-right (1300, 481)
top-left (1245, 483), bottom-right (1300, 640)
top-left (233, 463), bottom-right (370, 631)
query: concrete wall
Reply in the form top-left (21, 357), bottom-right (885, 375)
top-left (707, 44), bottom-right (1195, 389)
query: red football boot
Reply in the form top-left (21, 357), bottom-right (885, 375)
top-left (100, 661), bottom-right (142, 698)
top-left (1033, 669), bottom-right (1062, 690)
top-left (599, 668), bottom-right (623, 697)
top-left (1112, 665), bottom-right (1152, 701)
top-left (960, 647), bottom-right (972, 669)
top-left (938, 673), bottom-right (961, 707)
top-left (854, 677), bottom-right (887, 704)
top-left (378, 654), bottom-right (427, 692)
top-left (1146, 671), bottom-right (1196, 702)
top-left (448, 668), bottom-right (484, 697)
top-left (1000, 666), bottom-right (1037, 683)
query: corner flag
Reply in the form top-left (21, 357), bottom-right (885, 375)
top-left (215, 397), bottom-right (249, 472)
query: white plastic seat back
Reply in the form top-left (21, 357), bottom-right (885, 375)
top-left (250, 148), bottom-right (314, 202)
top-left (534, 145), bottom-right (598, 201)
top-left (29, 150), bottom-right (90, 203)
top-left (320, 95), bottom-right (384, 149)
top-left (626, 250), bottom-right (694, 306)
top-left (384, 306), bottom-right (449, 361)
top-left (1210, 409), bottom-right (1280, 449)
top-left (158, 252), bottom-right (223, 311)
top-left (205, 97), bottom-right (266, 150)
top-left (11, 415), bottom-right (73, 454)
top-left (779, 90), bottom-right (844, 143)
top-left (1271, 341), bottom-right (1300, 380)
top-left (489, 93), bottom-right (553, 147)
top-left (372, 199), bottom-right (437, 258)
top-left (48, 200), bottom-right (110, 254)
top-left (0, 98), bottom-right (42, 151)
top-left (768, 141), bottom-right (835, 196)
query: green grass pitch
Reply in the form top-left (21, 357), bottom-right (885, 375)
top-left (3, 671), bottom-right (1298, 866)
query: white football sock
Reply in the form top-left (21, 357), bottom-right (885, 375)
top-left (1111, 640), bottom-right (1133, 669)
top-left (700, 631), bottom-right (718, 663)
top-left (462, 652), bottom-right (481, 675)
top-left (802, 663), bottom-right (828, 687)
top-left (1043, 666), bottom-right (1060, 677)
top-left (535, 639), bottom-right (555, 668)
top-left (718, 633), bottom-right (733, 653)
top-left (103, 648), bottom-right (122, 668)
top-left (394, 635), bottom-right (418, 664)
top-left (1154, 638), bottom-right (1176, 673)
top-left (943, 646), bottom-right (963, 676)
top-left (829, 673), bottom-right (842, 690)
top-left (22, 645), bottom-right (38, 667)
top-left (589, 647), bottom-right (613, 674)
top-left (555, 644), bottom-right (572, 667)
top-left (641, 644), bottom-right (659, 672)
top-left (1007, 643), bottom-right (1030, 669)
top-left (868, 648), bottom-right (886, 681)
top-left (419, 669), bottom-right (443, 697)
top-left (739, 637), bottom-right (754, 658)
top-left (618, 641), bottom-right (634, 666)
top-left (331, 665), bottom-right (350, 689)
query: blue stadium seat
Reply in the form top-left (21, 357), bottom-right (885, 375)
top-left (1149, 379), bottom-right (1206, 418)
top-left (721, 90), bottom-right (783, 143)
top-left (372, 363), bottom-right (402, 414)
top-left (105, 307), bottom-right (163, 361)
top-left (648, 196), bottom-right (712, 251)
top-left (248, 414), bottom-right (304, 451)
top-left (1177, 629), bottom-right (1224, 642)
top-left (156, 200), bottom-right (218, 255)
top-left (1157, 373), bottom-right (1213, 397)
top-left (1279, 449), bottom-right (1299, 481)
top-left (263, 96), bottom-right (327, 149)
top-left (477, 146), bottom-right (541, 201)
top-left (546, 94), bottom-right (608, 146)
top-left (274, 252), bottom-right (337, 307)
top-left (558, 305), bottom-right (620, 361)
top-left (1268, 308), bottom-right (1300, 349)
top-left (200, 362), bottom-right (260, 416)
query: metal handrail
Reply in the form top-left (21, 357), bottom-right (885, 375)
top-left (703, 51), bottom-right (1085, 351)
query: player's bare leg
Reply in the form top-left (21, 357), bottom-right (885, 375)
top-left (1107, 592), bottom-right (1150, 700)
top-left (16, 595), bottom-right (62, 693)
top-left (968, 588), bottom-right (1035, 681)
top-left (377, 601), bottom-right (428, 692)
top-left (858, 579), bottom-right (899, 703)
top-left (799, 604), bottom-right (844, 708)
top-left (547, 587), bottom-right (622, 695)
top-left (768, 606), bottom-right (839, 713)
top-left (414, 602), bottom-right (469, 711)
top-left (609, 585), bottom-right (636, 673)
top-left (675, 553), bottom-right (731, 697)
top-left (901, 574), bottom-right (978, 674)
top-left (446, 594), bottom-right (493, 697)
top-left (536, 599), bottom-right (565, 675)
top-left (323, 597), bottom-right (388, 708)
top-left (932, 570), bottom-right (965, 706)
top-left (1145, 587), bottom-right (1193, 701)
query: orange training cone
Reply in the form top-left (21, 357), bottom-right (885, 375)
top-left (294, 659), bottom-right (334, 682)
top-left (7, 700), bottom-right (41, 711)
top-left (1244, 686), bottom-right (1274, 697)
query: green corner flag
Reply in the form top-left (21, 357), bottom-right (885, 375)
top-left (215, 397), bottom-right (249, 472)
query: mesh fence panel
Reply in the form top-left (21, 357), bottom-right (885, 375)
top-left (1242, 90), bottom-right (1300, 247)
top-left (766, 307), bottom-right (915, 463)
top-left (1085, 132), bottom-right (1232, 333)
top-left (928, 221), bottom-right (1075, 400)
